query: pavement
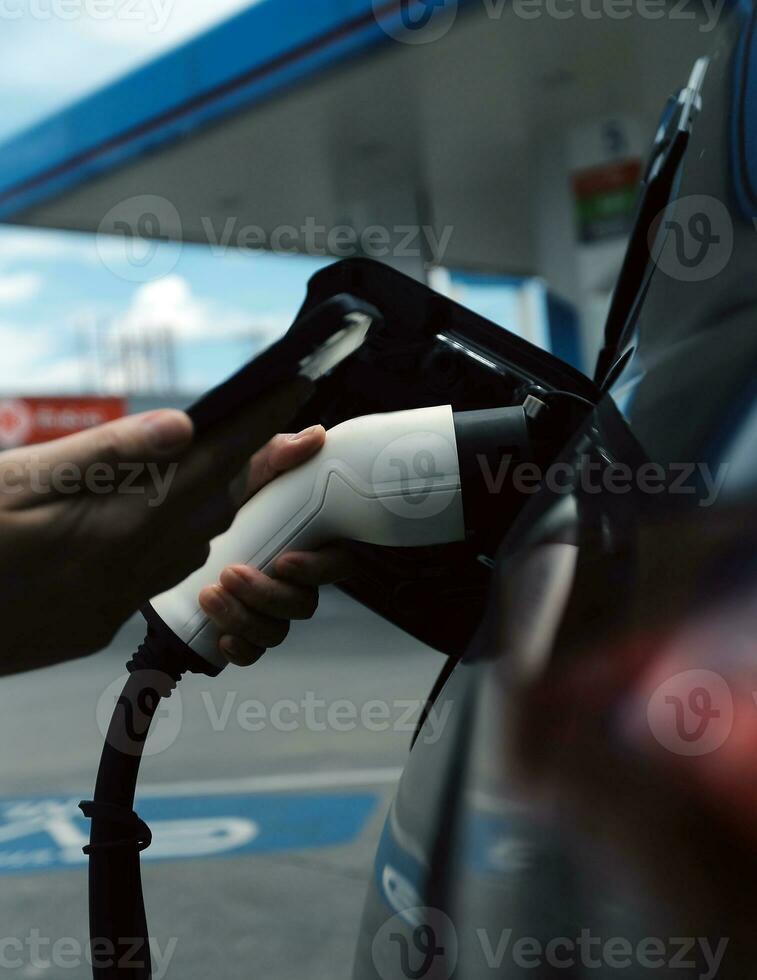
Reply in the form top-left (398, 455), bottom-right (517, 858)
top-left (0, 588), bottom-right (445, 979)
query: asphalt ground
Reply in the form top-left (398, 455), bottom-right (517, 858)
top-left (0, 588), bottom-right (445, 980)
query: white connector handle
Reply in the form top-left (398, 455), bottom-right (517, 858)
top-left (149, 405), bottom-right (465, 670)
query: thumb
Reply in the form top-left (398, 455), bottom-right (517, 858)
top-left (244, 425), bottom-right (326, 500)
top-left (26, 410), bottom-right (194, 476)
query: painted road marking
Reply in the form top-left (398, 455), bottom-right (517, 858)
top-left (138, 766), bottom-right (404, 798)
top-left (0, 785), bottom-right (387, 875)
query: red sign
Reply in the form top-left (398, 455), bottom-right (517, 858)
top-left (572, 158), bottom-right (642, 244)
top-left (0, 398), bottom-right (126, 449)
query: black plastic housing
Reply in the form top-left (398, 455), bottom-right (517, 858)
top-left (289, 259), bottom-right (599, 658)
top-left (453, 406), bottom-right (532, 540)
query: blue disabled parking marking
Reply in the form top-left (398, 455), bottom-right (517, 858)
top-left (0, 791), bottom-right (379, 875)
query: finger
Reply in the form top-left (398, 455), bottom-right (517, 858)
top-left (1, 410), bottom-right (194, 504)
top-left (199, 585), bottom-right (291, 647)
top-left (274, 545), bottom-right (357, 586)
top-left (219, 635), bottom-right (266, 668)
top-left (220, 565), bottom-right (319, 620)
top-left (244, 426), bottom-right (326, 501)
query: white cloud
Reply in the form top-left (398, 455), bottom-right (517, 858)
top-left (6, 355), bottom-right (85, 394)
top-left (0, 265), bottom-right (294, 396)
top-left (0, 328), bottom-right (142, 395)
top-left (0, 321), bottom-right (52, 364)
top-left (0, 272), bottom-right (42, 305)
top-left (0, 320), bottom-right (60, 392)
top-left (0, 1), bottom-right (262, 138)
top-left (116, 274), bottom-right (285, 345)
top-left (38, 275), bottom-right (290, 394)
top-left (78, 0), bottom-right (263, 48)
top-left (0, 230), bottom-right (63, 263)
top-left (0, 228), bottom-right (101, 266)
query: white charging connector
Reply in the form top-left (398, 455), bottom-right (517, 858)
top-left (149, 405), bottom-right (465, 670)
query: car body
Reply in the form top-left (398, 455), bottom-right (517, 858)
top-left (333, 6), bottom-right (757, 979)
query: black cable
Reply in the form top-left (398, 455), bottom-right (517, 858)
top-left (525, 386), bottom-right (597, 412)
top-left (75, 289), bottom-right (379, 978)
top-left (80, 631), bottom-right (189, 980)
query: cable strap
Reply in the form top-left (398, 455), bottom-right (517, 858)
top-left (79, 802), bottom-right (153, 854)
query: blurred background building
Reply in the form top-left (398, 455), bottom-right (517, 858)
top-left (0, 0), bottom-right (709, 421)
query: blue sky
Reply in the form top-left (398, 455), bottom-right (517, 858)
top-left (0, 1), bottom-right (264, 143)
top-left (0, 0), bottom-right (329, 395)
top-left (0, 0), bottom-right (533, 396)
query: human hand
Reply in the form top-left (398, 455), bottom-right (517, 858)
top-left (0, 379), bottom-right (311, 674)
top-left (198, 425), bottom-right (356, 667)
